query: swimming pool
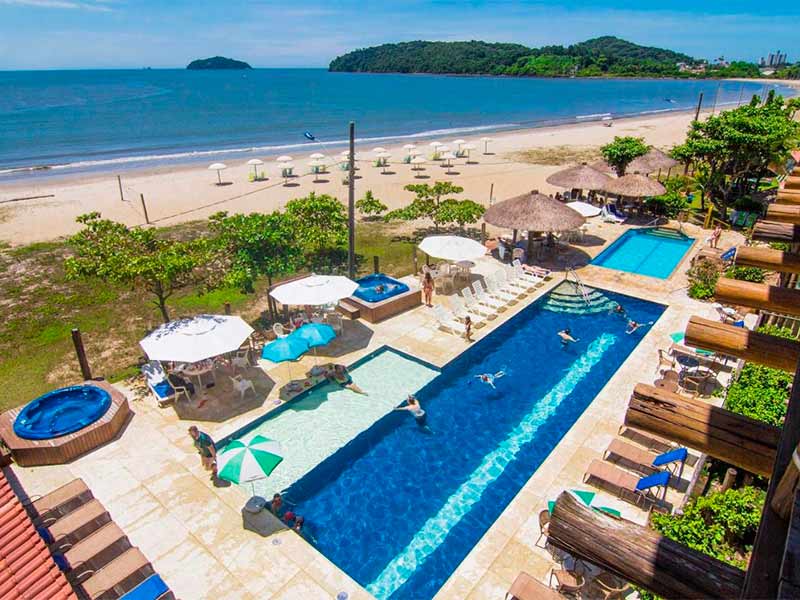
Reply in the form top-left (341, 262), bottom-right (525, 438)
top-left (591, 227), bottom-right (694, 279)
top-left (285, 282), bottom-right (665, 599)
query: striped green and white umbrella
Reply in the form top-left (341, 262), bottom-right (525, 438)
top-left (217, 434), bottom-right (283, 485)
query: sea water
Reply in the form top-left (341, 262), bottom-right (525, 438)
top-left (0, 69), bottom-right (787, 178)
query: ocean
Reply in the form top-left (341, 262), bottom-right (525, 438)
top-left (0, 69), bottom-right (789, 179)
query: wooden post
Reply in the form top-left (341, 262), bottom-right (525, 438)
top-left (772, 442), bottom-right (800, 519)
top-left (481, 222), bottom-right (486, 245)
top-left (714, 278), bottom-right (800, 317)
top-left (548, 492), bottom-right (745, 600)
top-left (685, 316), bottom-right (800, 372)
top-left (117, 175), bottom-right (124, 202)
top-left (694, 91), bottom-right (704, 122)
top-left (722, 468), bottom-right (737, 492)
top-left (625, 384), bottom-right (780, 477)
top-left (224, 302), bottom-right (231, 315)
top-left (140, 193), bottom-right (150, 225)
top-left (71, 328), bottom-right (92, 381)
top-left (347, 121), bottom-right (356, 280)
top-left (372, 255), bottom-right (379, 274)
top-left (488, 182), bottom-right (494, 206)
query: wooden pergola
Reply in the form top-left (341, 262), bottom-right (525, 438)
top-left (548, 163), bottom-right (800, 598)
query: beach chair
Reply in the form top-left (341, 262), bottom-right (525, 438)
top-left (450, 296), bottom-right (485, 326)
top-left (74, 547), bottom-right (157, 600)
top-left (24, 478), bottom-right (93, 524)
top-left (549, 562), bottom-right (586, 597)
top-left (495, 268), bottom-right (528, 295)
top-left (511, 261), bottom-right (543, 286)
top-left (713, 302), bottom-right (743, 324)
top-left (618, 426), bottom-right (675, 454)
top-left (601, 206), bottom-right (625, 224)
top-left (432, 305), bottom-right (467, 336)
top-left (504, 265), bottom-right (537, 291)
top-left (583, 459), bottom-right (670, 506)
top-left (62, 522), bottom-right (131, 578)
top-left (461, 287), bottom-right (497, 317)
top-left (272, 323), bottom-right (288, 338)
top-left (141, 361), bottom-right (188, 408)
top-left (229, 375), bottom-right (255, 400)
top-left (480, 276), bottom-right (515, 304)
top-left (505, 571), bottom-right (562, 600)
top-left (119, 574), bottom-right (173, 600)
top-left (42, 499), bottom-right (112, 551)
top-left (470, 281), bottom-right (505, 311)
top-left (513, 259), bottom-right (549, 282)
top-left (604, 439), bottom-right (688, 477)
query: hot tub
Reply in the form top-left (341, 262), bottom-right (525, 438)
top-left (0, 381), bottom-right (129, 466)
top-left (347, 273), bottom-right (421, 323)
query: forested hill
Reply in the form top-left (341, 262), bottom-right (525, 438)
top-left (329, 36), bottom-right (760, 78)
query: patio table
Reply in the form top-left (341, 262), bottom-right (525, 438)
top-left (177, 359), bottom-right (216, 395)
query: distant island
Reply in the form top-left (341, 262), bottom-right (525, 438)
top-left (186, 56), bottom-right (252, 70)
top-left (329, 36), bottom-right (762, 79)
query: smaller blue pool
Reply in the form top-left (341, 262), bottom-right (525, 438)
top-left (13, 385), bottom-right (112, 440)
top-left (591, 227), bottom-right (694, 279)
top-left (354, 274), bottom-right (409, 303)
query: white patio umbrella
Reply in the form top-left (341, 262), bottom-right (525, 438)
top-left (309, 152), bottom-right (326, 160)
top-left (403, 143), bottom-right (416, 152)
top-left (139, 315), bottom-right (254, 364)
top-left (429, 141), bottom-right (442, 148)
top-left (452, 139), bottom-right (466, 148)
top-left (410, 155), bottom-right (427, 177)
top-left (270, 274), bottom-right (358, 306)
top-left (480, 137), bottom-right (493, 154)
top-left (309, 159), bottom-right (325, 182)
top-left (246, 158), bottom-right (264, 179)
top-left (372, 147), bottom-right (387, 153)
top-left (208, 162), bottom-right (227, 185)
top-left (276, 155), bottom-right (293, 163)
top-left (567, 201), bottom-right (602, 218)
top-left (280, 162), bottom-right (295, 184)
top-left (419, 235), bottom-right (486, 262)
top-left (440, 151), bottom-right (457, 174)
top-left (409, 148), bottom-right (423, 156)
top-left (437, 145), bottom-right (450, 153)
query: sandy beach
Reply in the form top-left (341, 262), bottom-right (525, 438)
top-left (0, 95), bottom-right (785, 245)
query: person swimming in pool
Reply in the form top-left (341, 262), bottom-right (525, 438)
top-left (395, 395), bottom-right (427, 428)
top-left (375, 284), bottom-right (386, 293)
top-left (612, 303), bottom-right (627, 318)
top-left (558, 328), bottom-right (579, 345)
top-left (326, 364), bottom-right (367, 395)
top-left (475, 370), bottom-right (506, 389)
top-left (626, 320), bottom-right (654, 335)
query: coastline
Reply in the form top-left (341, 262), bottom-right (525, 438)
top-left (1, 107), bottom-right (707, 245)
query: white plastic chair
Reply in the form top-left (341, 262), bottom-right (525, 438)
top-left (273, 323), bottom-right (287, 338)
top-left (461, 287), bottom-right (497, 317)
top-left (505, 265), bottom-right (535, 291)
top-left (230, 375), bottom-right (255, 400)
top-left (494, 269), bottom-right (527, 295)
top-left (482, 275), bottom-right (516, 304)
top-left (450, 295), bottom-right (485, 325)
top-left (512, 259), bottom-right (546, 284)
top-left (432, 305), bottom-right (467, 336)
top-left (325, 311), bottom-right (343, 334)
top-left (472, 280), bottom-right (506, 310)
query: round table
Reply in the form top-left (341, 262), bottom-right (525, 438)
top-left (178, 360), bottom-right (216, 395)
top-left (654, 377), bottom-right (679, 393)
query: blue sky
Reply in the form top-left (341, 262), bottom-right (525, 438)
top-left (0, 0), bottom-right (794, 69)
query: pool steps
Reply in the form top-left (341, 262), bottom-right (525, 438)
top-left (542, 285), bottom-right (616, 315)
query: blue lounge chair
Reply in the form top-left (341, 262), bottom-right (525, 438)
top-left (120, 574), bottom-right (172, 600)
top-left (584, 459), bottom-right (670, 506)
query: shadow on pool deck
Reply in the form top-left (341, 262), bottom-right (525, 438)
top-left (173, 367), bottom-right (275, 423)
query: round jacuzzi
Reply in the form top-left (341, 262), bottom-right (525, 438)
top-left (13, 385), bottom-right (112, 440)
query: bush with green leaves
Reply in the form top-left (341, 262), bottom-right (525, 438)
top-left (725, 265), bottom-right (765, 283)
top-left (600, 136), bottom-right (649, 176)
top-left (645, 175), bottom-right (690, 217)
top-left (650, 486), bottom-right (765, 569)
top-left (686, 260), bottom-right (720, 300)
top-left (355, 190), bottom-right (387, 218)
top-left (384, 181), bottom-right (484, 231)
top-left (285, 192), bottom-right (347, 254)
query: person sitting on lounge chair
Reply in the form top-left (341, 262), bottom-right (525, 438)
top-left (168, 372), bottom-right (195, 396)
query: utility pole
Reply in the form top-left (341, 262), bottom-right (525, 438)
top-left (117, 175), bottom-right (124, 202)
top-left (347, 121), bottom-right (356, 279)
top-left (693, 92), bottom-right (704, 122)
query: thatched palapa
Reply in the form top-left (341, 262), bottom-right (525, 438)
top-left (628, 148), bottom-right (680, 174)
top-left (546, 163), bottom-right (612, 190)
top-left (603, 173), bottom-right (666, 198)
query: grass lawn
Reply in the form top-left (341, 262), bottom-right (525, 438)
top-left (0, 219), bottom-right (420, 412)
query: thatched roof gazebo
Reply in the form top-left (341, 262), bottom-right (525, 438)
top-left (603, 173), bottom-right (666, 198)
top-left (546, 163), bottom-right (612, 192)
top-left (589, 159), bottom-right (615, 174)
top-left (483, 190), bottom-right (586, 262)
top-left (628, 148), bottom-right (680, 175)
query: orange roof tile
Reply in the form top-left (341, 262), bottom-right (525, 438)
top-left (0, 469), bottom-right (77, 600)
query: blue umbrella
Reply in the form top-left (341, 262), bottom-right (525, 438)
top-left (291, 323), bottom-right (336, 348)
top-left (261, 335), bottom-right (309, 363)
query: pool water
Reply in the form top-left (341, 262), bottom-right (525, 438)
top-left (13, 385), bottom-right (111, 440)
top-left (285, 283), bottom-right (665, 599)
top-left (221, 347), bottom-right (439, 497)
top-left (354, 273), bottom-right (410, 303)
top-left (591, 227), bottom-right (694, 279)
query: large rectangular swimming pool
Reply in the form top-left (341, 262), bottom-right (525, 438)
top-left (591, 227), bottom-right (694, 279)
top-left (284, 282), bottom-right (665, 599)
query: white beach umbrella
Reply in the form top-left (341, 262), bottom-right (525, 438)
top-left (403, 143), bottom-right (416, 151)
top-left (276, 155), bottom-right (293, 163)
top-left (140, 314), bottom-right (254, 364)
top-left (419, 235), bottom-right (486, 262)
top-left (463, 143), bottom-right (476, 151)
top-left (437, 145), bottom-right (450, 153)
top-left (376, 152), bottom-right (392, 159)
top-left (208, 162), bottom-right (227, 185)
top-left (452, 139), bottom-right (466, 147)
top-left (409, 148), bottom-right (423, 156)
top-left (480, 137), bottom-right (493, 154)
top-left (429, 141), bottom-right (442, 148)
top-left (309, 152), bottom-right (326, 160)
top-left (376, 152), bottom-right (392, 173)
top-left (372, 147), bottom-right (387, 154)
top-left (270, 274), bottom-right (359, 306)
top-left (246, 158), bottom-right (264, 178)
top-left (567, 201), bottom-right (602, 218)
top-left (411, 155), bottom-right (427, 178)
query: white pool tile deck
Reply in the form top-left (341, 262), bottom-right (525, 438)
top-left (9, 221), bottom-right (745, 600)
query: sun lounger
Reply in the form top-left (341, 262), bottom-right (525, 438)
top-left (433, 305), bottom-right (467, 336)
top-left (75, 547), bottom-right (155, 600)
top-left (141, 361), bottom-right (188, 408)
top-left (120, 574), bottom-right (173, 600)
top-left (583, 459), bottom-right (670, 505)
top-left (601, 206), bottom-right (626, 224)
top-left (504, 265), bottom-right (537, 291)
top-left (41, 498), bottom-right (111, 551)
top-left (26, 478), bottom-right (92, 523)
top-left (494, 269), bottom-right (528, 295)
top-left (485, 273), bottom-right (518, 301)
top-left (471, 281), bottom-right (506, 310)
top-left (512, 259), bottom-right (548, 283)
top-left (477, 278), bottom-right (514, 306)
top-left (461, 288), bottom-right (497, 317)
top-left (505, 571), bottom-right (562, 600)
top-left (618, 426), bottom-right (675, 454)
top-left (450, 296), bottom-right (485, 326)
top-left (604, 439), bottom-right (688, 476)
top-left (63, 522), bottom-right (131, 577)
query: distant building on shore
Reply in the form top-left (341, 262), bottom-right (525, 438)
top-left (759, 51), bottom-right (788, 68)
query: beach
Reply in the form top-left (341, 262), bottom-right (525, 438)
top-left (0, 108), bottom-right (710, 245)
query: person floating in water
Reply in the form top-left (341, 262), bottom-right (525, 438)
top-left (612, 303), bottom-right (627, 318)
top-left (326, 364), bottom-right (367, 395)
top-left (626, 320), bottom-right (654, 335)
top-left (475, 370), bottom-right (506, 389)
top-left (395, 395), bottom-right (427, 428)
top-left (375, 284), bottom-right (385, 293)
top-left (558, 328), bottom-right (579, 345)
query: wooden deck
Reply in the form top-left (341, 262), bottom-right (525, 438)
top-left (0, 381), bottom-right (130, 466)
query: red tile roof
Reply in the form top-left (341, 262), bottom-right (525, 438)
top-left (0, 469), bottom-right (77, 600)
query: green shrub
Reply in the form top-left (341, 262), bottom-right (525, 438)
top-left (650, 487), bottom-right (765, 569)
top-left (687, 260), bottom-right (720, 300)
top-left (355, 190), bottom-right (387, 218)
top-left (725, 265), bottom-right (765, 283)
top-left (732, 196), bottom-right (763, 214)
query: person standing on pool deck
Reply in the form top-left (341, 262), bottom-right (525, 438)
top-left (464, 315), bottom-right (473, 342)
top-left (422, 272), bottom-right (434, 307)
top-left (558, 328), bottom-right (579, 345)
top-left (189, 426), bottom-right (216, 478)
top-left (395, 395), bottom-right (427, 427)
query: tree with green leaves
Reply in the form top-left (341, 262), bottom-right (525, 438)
top-left (385, 181), bottom-right (482, 232)
top-left (355, 190), bottom-right (387, 219)
top-left (208, 211), bottom-right (302, 293)
top-left (600, 136), bottom-right (649, 176)
top-left (65, 213), bottom-right (211, 323)
top-left (284, 192), bottom-right (348, 254)
top-left (672, 93), bottom-right (800, 215)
